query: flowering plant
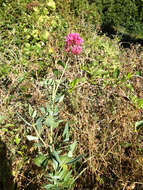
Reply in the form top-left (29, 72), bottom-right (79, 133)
top-left (65, 33), bottom-right (83, 55)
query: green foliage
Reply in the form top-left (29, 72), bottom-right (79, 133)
top-left (55, 0), bottom-right (101, 30)
top-left (17, 65), bottom-right (83, 189)
top-left (135, 120), bottom-right (143, 132)
top-left (0, 0), bottom-right (67, 79)
top-left (83, 34), bottom-right (122, 85)
top-left (94, 0), bottom-right (143, 38)
top-left (69, 0), bottom-right (100, 22)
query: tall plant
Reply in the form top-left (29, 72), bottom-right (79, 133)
top-left (18, 33), bottom-right (84, 189)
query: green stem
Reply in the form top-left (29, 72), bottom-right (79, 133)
top-left (52, 58), bottom-right (69, 107)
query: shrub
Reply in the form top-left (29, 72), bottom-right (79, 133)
top-left (90, 0), bottom-right (143, 39)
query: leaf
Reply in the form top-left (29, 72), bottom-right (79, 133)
top-left (54, 94), bottom-right (65, 103)
top-left (68, 78), bottom-right (79, 93)
top-left (26, 135), bottom-right (38, 141)
top-left (57, 60), bottom-right (66, 68)
top-left (126, 83), bottom-right (134, 91)
top-left (53, 105), bottom-right (59, 116)
top-left (0, 115), bottom-right (6, 124)
top-left (42, 157), bottom-right (49, 169)
top-left (70, 78), bottom-right (79, 88)
top-left (47, 79), bottom-right (54, 85)
top-left (36, 118), bottom-right (42, 134)
top-left (92, 61), bottom-right (99, 66)
top-left (15, 134), bottom-right (21, 145)
top-left (96, 69), bottom-right (108, 76)
top-left (59, 155), bottom-right (71, 166)
top-left (68, 140), bottom-right (77, 158)
top-left (46, 103), bottom-right (52, 114)
top-left (43, 184), bottom-right (55, 189)
top-left (113, 68), bottom-right (120, 78)
top-left (58, 168), bottom-right (70, 179)
top-left (67, 154), bottom-right (83, 164)
top-left (137, 99), bottom-right (143, 109)
top-left (44, 116), bottom-right (59, 128)
top-left (40, 30), bottom-right (49, 41)
top-left (34, 143), bottom-right (43, 147)
top-left (53, 69), bottom-right (59, 77)
top-left (135, 120), bottom-right (143, 132)
top-left (17, 76), bottom-right (25, 84)
top-left (17, 151), bottom-right (23, 156)
top-left (32, 110), bottom-right (37, 118)
top-left (63, 170), bottom-right (73, 182)
top-left (29, 104), bottom-right (33, 117)
top-left (40, 107), bottom-right (46, 114)
top-left (62, 122), bottom-right (69, 142)
top-left (121, 142), bottom-right (132, 148)
top-left (52, 158), bottom-right (59, 171)
top-left (34, 154), bottom-right (47, 167)
top-left (4, 123), bottom-right (15, 128)
top-left (127, 72), bottom-right (132, 79)
top-left (136, 70), bottom-right (141, 76)
top-left (47, 0), bottom-right (56, 10)
top-left (52, 150), bottom-right (61, 165)
top-left (1, 128), bottom-right (8, 132)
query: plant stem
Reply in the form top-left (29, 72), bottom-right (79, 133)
top-left (52, 58), bottom-right (69, 107)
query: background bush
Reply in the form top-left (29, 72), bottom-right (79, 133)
top-left (90, 0), bottom-right (143, 39)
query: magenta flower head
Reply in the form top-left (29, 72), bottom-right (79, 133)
top-left (65, 33), bottom-right (83, 55)
top-left (71, 45), bottom-right (82, 55)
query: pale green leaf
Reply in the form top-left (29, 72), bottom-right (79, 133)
top-left (68, 140), bottom-right (77, 158)
top-left (26, 135), bottom-right (38, 141)
top-left (32, 110), bottom-right (37, 118)
top-left (0, 115), bottom-right (6, 124)
top-left (29, 104), bottom-right (33, 117)
top-left (44, 116), bottom-right (59, 128)
top-left (34, 154), bottom-right (47, 167)
top-left (62, 122), bottom-right (69, 142)
top-left (40, 107), bottom-right (46, 114)
top-left (135, 120), bottom-right (143, 132)
top-left (36, 118), bottom-right (42, 134)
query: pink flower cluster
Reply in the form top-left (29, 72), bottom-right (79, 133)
top-left (65, 33), bottom-right (83, 55)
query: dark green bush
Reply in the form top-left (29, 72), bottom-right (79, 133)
top-left (91, 0), bottom-right (143, 39)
